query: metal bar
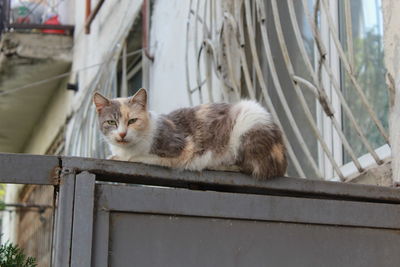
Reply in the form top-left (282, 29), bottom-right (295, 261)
top-left (1, 0), bottom-right (7, 32)
top-left (267, 0), bottom-right (345, 180)
top-left (121, 42), bottom-right (128, 97)
top-left (52, 170), bottom-right (76, 267)
top-left (142, 0), bottom-right (154, 61)
top-left (202, 0), bottom-right (214, 102)
top-left (3, 0), bottom-right (10, 30)
top-left (320, 0), bottom-right (389, 143)
top-left (3, 203), bottom-right (52, 209)
top-left (127, 60), bottom-right (142, 80)
top-left (301, 0), bottom-right (383, 165)
top-left (194, 0), bottom-right (203, 103)
top-left (0, 153), bottom-right (59, 185)
top-left (344, 0), bottom-right (354, 70)
top-left (97, 184), bottom-right (400, 229)
top-left (244, 0), bottom-right (323, 179)
top-left (85, 0), bottom-right (105, 34)
top-left (26, 22), bottom-right (73, 32)
top-left (85, 0), bottom-right (91, 23)
top-left (288, 1), bottom-right (365, 173)
top-left (62, 156), bottom-right (400, 204)
top-left (71, 172), bottom-right (96, 267)
top-left (185, 0), bottom-right (194, 105)
top-left (237, 0), bottom-right (306, 178)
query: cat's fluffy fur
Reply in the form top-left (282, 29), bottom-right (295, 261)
top-left (93, 88), bottom-right (287, 178)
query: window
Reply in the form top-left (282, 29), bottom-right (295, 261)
top-left (240, 0), bottom-right (389, 180)
top-left (116, 25), bottom-right (143, 98)
top-left (339, 0), bottom-right (389, 168)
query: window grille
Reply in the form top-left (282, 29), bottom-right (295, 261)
top-left (185, 0), bottom-right (390, 181)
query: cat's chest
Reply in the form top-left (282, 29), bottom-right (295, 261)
top-left (110, 144), bottom-right (149, 161)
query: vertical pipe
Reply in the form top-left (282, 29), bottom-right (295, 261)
top-left (121, 42), bottom-right (128, 97)
top-left (142, 0), bottom-right (154, 61)
top-left (141, 0), bottom-right (153, 93)
top-left (86, 0), bottom-right (91, 22)
top-left (4, 0), bottom-right (10, 30)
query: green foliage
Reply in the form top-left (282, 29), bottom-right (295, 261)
top-left (0, 185), bottom-right (5, 202)
top-left (342, 28), bottom-right (388, 162)
top-left (0, 242), bottom-right (37, 267)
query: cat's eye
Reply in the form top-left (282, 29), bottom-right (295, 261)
top-left (128, 118), bottom-right (138, 125)
top-left (106, 120), bottom-right (117, 126)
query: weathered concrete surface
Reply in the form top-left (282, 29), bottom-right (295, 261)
top-left (0, 32), bottom-right (72, 153)
top-left (0, 32), bottom-right (72, 60)
top-left (382, 0), bottom-right (400, 185)
top-left (349, 161), bottom-right (393, 187)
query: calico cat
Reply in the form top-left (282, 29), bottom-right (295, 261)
top-left (93, 88), bottom-right (287, 178)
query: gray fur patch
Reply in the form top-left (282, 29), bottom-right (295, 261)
top-left (150, 116), bottom-right (186, 157)
top-left (98, 100), bottom-right (122, 136)
top-left (150, 103), bottom-right (234, 157)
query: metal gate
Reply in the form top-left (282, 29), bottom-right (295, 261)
top-left (1, 153), bottom-right (400, 266)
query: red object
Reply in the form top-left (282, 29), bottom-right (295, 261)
top-left (16, 17), bottom-right (30, 24)
top-left (41, 15), bottom-right (65, 34)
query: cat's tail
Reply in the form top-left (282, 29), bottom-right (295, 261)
top-left (238, 122), bottom-right (287, 179)
top-left (231, 100), bottom-right (287, 178)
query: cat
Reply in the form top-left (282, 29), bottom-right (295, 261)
top-left (93, 88), bottom-right (287, 178)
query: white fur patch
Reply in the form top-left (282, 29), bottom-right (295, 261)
top-left (110, 112), bottom-right (159, 160)
top-left (185, 151), bottom-right (213, 170)
top-left (229, 100), bottom-right (272, 158)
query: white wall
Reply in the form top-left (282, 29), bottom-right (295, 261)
top-left (1, 185), bottom-right (23, 244)
top-left (71, 0), bottom-right (143, 109)
top-left (382, 0), bottom-right (400, 185)
top-left (148, 0), bottom-right (225, 113)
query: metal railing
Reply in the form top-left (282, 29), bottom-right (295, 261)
top-left (185, 0), bottom-right (390, 181)
top-left (0, 0), bottom-right (74, 34)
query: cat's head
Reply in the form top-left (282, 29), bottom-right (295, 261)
top-left (93, 88), bottom-right (150, 147)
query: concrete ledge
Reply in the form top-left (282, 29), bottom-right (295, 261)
top-left (0, 32), bottom-right (73, 60)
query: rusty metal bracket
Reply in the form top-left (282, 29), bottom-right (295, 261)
top-left (85, 0), bottom-right (106, 34)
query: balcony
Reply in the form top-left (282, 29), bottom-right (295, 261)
top-left (0, 0), bottom-right (73, 153)
top-left (1, 0), bottom-right (74, 34)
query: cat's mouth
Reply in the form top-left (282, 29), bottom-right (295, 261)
top-left (116, 139), bottom-right (129, 145)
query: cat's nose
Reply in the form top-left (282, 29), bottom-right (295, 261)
top-left (119, 132), bottom-right (127, 139)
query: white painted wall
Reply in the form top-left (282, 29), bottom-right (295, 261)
top-left (148, 0), bottom-right (225, 113)
top-left (24, 79), bottom-right (72, 154)
top-left (1, 185), bottom-right (23, 244)
top-left (71, 0), bottom-right (143, 109)
top-left (382, 0), bottom-right (400, 185)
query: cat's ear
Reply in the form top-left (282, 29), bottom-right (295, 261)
top-left (93, 92), bottom-right (110, 113)
top-left (129, 88), bottom-right (147, 109)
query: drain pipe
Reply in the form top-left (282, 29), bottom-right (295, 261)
top-left (142, 0), bottom-right (154, 61)
top-left (85, 0), bottom-right (106, 34)
top-left (141, 0), bottom-right (153, 91)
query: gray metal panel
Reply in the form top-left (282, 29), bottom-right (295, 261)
top-left (96, 184), bottom-right (400, 229)
top-left (0, 153), bottom-right (59, 184)
top-left (71, 172), bottom-right (95, 267)
top-left (91, 210), bottom-right (110, 267)
top-left (109, 212), bottom-right (400, 267)
top-left (63, 156), bottom-right (400, 203)
top-left (52, 171), bottom-right (75, 267)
